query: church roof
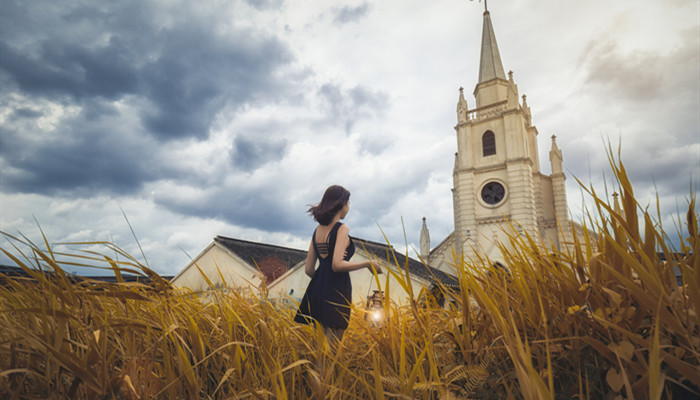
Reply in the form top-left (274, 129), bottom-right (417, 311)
top-left (214, 236), bottom-right (307, 284)
top-left (352, 238), bottom-right (458, 287)
top-left (478, 10), bottom-right (507, 83)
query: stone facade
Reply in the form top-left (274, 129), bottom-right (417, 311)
top-left (422, 10), bottom-right (572, 272)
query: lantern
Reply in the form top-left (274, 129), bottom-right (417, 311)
top-left (365, 290), bottom-right (385, 327)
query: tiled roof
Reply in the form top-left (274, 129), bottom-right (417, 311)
top-left (214, 236), bottom-right (307, 284)
top-left (351, 237), bottom-right (458, 287)
top-left (0, 265), bottom-right (173, 284)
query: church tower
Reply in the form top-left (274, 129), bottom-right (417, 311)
top-left (425, 8), bottom-right (571, 271)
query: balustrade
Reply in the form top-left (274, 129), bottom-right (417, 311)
top-left (466, 100), bottom-right (508, 121)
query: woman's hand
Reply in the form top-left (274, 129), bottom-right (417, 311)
top-left (368, 261), bottom-right (383, 274)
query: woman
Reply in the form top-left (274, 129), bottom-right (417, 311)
top-left (294, 185), bottom-right (381, 346)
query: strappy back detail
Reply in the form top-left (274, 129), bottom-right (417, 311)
top-left (312, 222), bottom-right (355, 262)
top-left (313, 223), bottom-right (338, 260)
top-left (295, 221), bottom-right (355, 329)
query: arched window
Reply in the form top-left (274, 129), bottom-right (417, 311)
top-left (481, 131), bottom-right (496, 157)
top-left (482, 131), bottom-right (496, 156)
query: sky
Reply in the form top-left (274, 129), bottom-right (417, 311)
top-left (1, 0), bottom-right (698, 276)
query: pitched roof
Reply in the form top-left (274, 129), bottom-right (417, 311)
top-left (0, 265), bottom-right (173, 284)
top-left (214, 236), bottom-right (307, 284)
top-left (351, 238), bottom-right (458, 287)
top-left (212, 235), bottom-right (458, 288)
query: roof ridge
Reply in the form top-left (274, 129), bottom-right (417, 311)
top-left (350, 236), bottom-right (394, 249)
top-left (214, 235), bottom-right (306, 254)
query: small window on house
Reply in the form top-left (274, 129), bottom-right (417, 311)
top-left (482, 131), bottom-right (496, 156)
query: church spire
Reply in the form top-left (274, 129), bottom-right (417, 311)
top-left (549, 134), bottom-right (563, 175)
top-left (478, 9), bottom-right (506, 83)
top-left (457, 87), bottom-right (469, 123)
top-left (420, 217), bottom-right (430, 260)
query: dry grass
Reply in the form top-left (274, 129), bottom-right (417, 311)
top-left (1, 155), bottom-right (698, 399)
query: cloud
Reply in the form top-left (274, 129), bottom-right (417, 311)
top-left (317, 83), bottom-right (389, 134)
top-left (555, 19), bottom-right (699, 217)
top-left (581, 25), bottom-right (699, 104)
top-left (583, 41), bottom-right (664, 100)
top-left (0, 0), bottom-right (300, 196)
top-left (139, 26), bottom-right (294, 140)
top-left (244, 0), bottom-right (284, 11)
top-left (0, 0), bottom-right (296, 142)
top-left (231, 134), bottom-right (288, 172)
top-left (0, 39), bottom-right (139, 100)
top-left (150, 180), bottom-right (306, 235)
top-left (0, 103), bottom-right (161, 195)
top-left (333, 3), bottom-right (371, 24)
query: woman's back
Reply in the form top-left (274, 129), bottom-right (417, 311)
top-left (294, 222), bottom-right (354, 329)
top-left (295, 184), bottom-right (380, 332)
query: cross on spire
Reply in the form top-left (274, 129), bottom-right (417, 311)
top-left (470, 0), bottom-right (489, 12)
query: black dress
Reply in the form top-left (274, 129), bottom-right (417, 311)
top-left (294, 222), bottom-right (355, 329)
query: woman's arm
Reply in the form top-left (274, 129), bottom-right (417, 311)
top-left (332, 224), bottom-right (382, 273)
top-left (305, 240), bottom-right (316, 277)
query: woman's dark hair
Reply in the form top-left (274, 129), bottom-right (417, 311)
top-left (308, 185), bottom-right (351, 225)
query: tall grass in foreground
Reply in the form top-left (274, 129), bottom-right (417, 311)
top-left (1, 156), bottom-right (698, 399)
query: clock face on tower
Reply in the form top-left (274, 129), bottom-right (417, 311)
top-left (481, 181), bottom-right (505, 205)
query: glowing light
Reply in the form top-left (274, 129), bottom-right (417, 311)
top-left (365, 290), bottom-right (386, 328)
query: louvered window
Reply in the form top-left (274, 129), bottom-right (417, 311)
top-left (482, 131), bottom-right (496, 156)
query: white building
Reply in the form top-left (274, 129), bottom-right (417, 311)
top-left (171, 235), bottom-right (456, 306)
top-left (422, 9), bottom-right (574, 272)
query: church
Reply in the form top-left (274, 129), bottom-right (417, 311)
top-left (420, 8), bottom-right (574, 273)
top-left (172, 7), bottom-right (578, 301)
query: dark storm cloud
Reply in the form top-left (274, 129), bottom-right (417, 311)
top-left (153, 185), bottom-right (305, 234)
top-left (139, 25), bottom-right (292, 140)
top-left (333, 3), bottom-right (371, 24)
top-left (152, 162), bottom-right (436, 239)
top-left (0, 0), bottom-right (296, 195)
top-left (0, 107), bottom-right (160, 195)
top-left (232, 135), bottom-right (288, 172)
top-left (318, 83), bottom-right (389, 133)
top-left (562, 133), bottom-right (699, 220)
top-left (574, 26), bottom-right (700, 199)
top-left (1, 1), bottom-right (294, 140)
top-left (9, 107), bottom-right (43, 120)
top-left (620, 142), bottom-right (698, 195)
top-left (0, 38), bottom-right (139, 100)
